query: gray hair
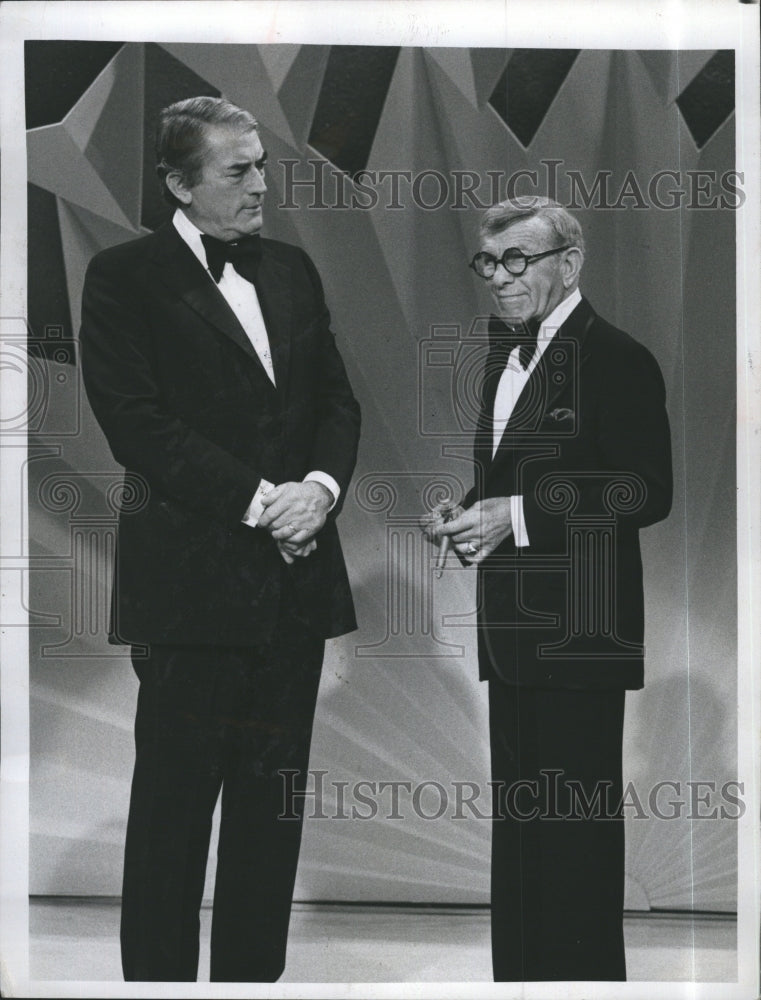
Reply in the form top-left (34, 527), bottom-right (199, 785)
top-left (479, 196), bottom-right (586, 256)
top-left (155, 96), bottom-right (259, 207)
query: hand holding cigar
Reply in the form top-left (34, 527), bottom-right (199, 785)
top-left (434, 504), bottom-right (457, 578)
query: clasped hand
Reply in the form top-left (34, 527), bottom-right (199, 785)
top-left (420, 498), bottom-right (513, 564)
top-left (258, 481), bottom-right (332, 564)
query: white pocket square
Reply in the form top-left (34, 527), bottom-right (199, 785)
top-left (548, 407), bottom-right (575, 421)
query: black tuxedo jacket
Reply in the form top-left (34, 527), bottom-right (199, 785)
top-left (468, 296), bottom-right (672, 690)
top-left (80, 222), bottom-right (360, 645)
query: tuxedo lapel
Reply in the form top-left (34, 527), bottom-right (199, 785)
top-left (149, 225), bottom-right (278, 388)
top-left (474, 321), bottom-right (516, 473)
top-left (252, 250), bottom-right (292, 401)
top-left (489, 297), bottom-right (596, 461)
top-left (539, 298), bottom-right (596, 415)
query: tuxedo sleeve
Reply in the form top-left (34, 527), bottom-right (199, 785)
top-left (299, 249), bottom-right (361, 515)
top-left (80, 251), bottom-right (263, 527)
top-left (521, 339), bottom-right (673, 552)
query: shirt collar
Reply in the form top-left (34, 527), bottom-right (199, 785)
top-left (172, 208), bottom-right (211, 271)
top-left (538, 287), bottom-right (582, 341)
top-left (505, 287), bottom-right (582, 373)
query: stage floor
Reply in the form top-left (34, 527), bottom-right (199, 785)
top-left (28, 897), bottom-right (736, 984)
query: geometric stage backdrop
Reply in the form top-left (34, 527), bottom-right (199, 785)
top-left (25, 42), bottom-right (737, 913)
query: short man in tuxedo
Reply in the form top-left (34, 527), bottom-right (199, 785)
top-left (80, 96), bottom-right (360, 982)
top-left (424, 198), bottom-right (672, 981)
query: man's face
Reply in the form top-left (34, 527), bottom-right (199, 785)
top-left (181, 124), bottom-right (267, 241)
top-left (480, 216), bottom-right (570, 326)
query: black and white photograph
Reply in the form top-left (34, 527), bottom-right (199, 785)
top-left (0, 1), bottom-right (759, 997)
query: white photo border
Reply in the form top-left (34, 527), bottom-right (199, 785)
top-left (1, 2), bottom-right (759, 998)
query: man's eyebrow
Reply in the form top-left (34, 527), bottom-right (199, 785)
top-left (225, 160), bottom-right (252, 170)
top-left (225, 151), bottom-right (267, 170)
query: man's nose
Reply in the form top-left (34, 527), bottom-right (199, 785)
top-left (249, 169), bottom-right (267, 194)
top-left (490, 261), bottom-right (515, 285)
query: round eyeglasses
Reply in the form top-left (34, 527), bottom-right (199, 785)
top-left (469, 244), bottom-right (571, 279)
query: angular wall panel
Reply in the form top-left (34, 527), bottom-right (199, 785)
top-left (24, 41), bottom-right (124, 129)
top-left (27, 184), bottom-right (72, 346)
top-left (308, 46), bottom-right (401, 176)
top-left (490, 49), bottom-right (580, 147)
top-left (677, 50), bottom-right (735, 148)
top-left (278, 45), bottom-right (331, 148)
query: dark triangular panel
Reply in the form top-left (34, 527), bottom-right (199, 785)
top-left (308, 46), bottom-right (400, 176)
top-left (676, 51), bottom-right (734, 149)
top-left (27, 184), bottom-right (73, 359)
top-left (279, 45), bottom-right (331, 148)
top-left (141, 43), bottom-right (221, 231)
top-left (25, 41), bottom-right (124, 129)
top-left (636, 50), bottom-right (714, 107)
top-left (469, 48), bottom-right (511, 108)
top-left (490, 49), bottom-right (580, 147)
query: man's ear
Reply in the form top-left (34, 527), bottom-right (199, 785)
top-left (164, 171), bottom-right (193, 207)
top-left (561, 247), bottom-right (584, 289)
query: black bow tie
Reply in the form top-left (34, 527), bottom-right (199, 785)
top-left (200, 232), bottom-right (262, 284)
top-left (489, 315), bottom-right (542, 370)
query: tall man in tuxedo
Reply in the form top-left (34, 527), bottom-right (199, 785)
top-left (80, 96), bottom-right (360, 983)
top-left (424, 198), bottom-right (672, 981)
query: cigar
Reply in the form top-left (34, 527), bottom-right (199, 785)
top-left (434, 505), bottom-right (457, 578)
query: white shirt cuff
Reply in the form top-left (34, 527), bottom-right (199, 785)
top-left (304, 471), bottom-right (340, 511)
top-left (511, 495), bottom-right (530, 548)
top-left (242, 478), bottom-right (275, 528)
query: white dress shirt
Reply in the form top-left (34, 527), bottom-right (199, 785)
top-left (492, 288), bottom-right (582, 547)
top-left (172, 210), bottom-right (339, 525)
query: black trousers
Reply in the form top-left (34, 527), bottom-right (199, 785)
top-left (489, 682), bottom-right (627, 982)
top-left (120, 611), bottom-right (324, 983)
